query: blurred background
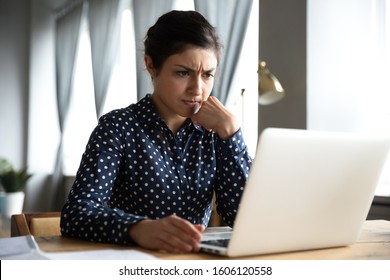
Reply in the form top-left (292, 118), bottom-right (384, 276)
top-left (0, 0), bottom-right (389, 219)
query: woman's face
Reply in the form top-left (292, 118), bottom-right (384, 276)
top-left (147, 47), bottom-right (217, 122)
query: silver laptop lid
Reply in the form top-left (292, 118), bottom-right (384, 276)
top-left (225, 128), bottom-right (390, 257)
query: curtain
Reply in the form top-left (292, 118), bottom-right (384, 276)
top-left (194, 0), bottom-right (253, 105)
top-left (132, 0), bottom-right (175, 100)
top-left (88, 0), bottom-right (128, 118)
top-left (52, 2), bottom-right (85, 210)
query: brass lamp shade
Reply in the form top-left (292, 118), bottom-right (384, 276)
top-left (258, 61), bottom-right (285, 105)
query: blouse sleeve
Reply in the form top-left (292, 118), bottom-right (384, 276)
top-left (60, 112), bottom-right (145, 245)
top-left (214, 128), bottom-right (253, 227)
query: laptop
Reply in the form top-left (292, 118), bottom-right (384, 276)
top-left (200, 128), bottom-right (390, 257)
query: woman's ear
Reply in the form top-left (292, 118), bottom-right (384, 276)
top-left (144, 55), bottom-right (156, 78)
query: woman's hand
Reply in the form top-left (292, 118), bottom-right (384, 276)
top-left (128, 215), bottom-right (205, 253)
top-left (191, 96), bottom-right (239, 140)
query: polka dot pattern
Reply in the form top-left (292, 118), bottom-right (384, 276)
top-left (60, 94), bottom-right (252, 245)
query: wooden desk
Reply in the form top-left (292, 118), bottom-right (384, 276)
top-left (35, 220), bottom-right (390, 260)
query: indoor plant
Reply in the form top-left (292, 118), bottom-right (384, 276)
top-left (0, 158), bottom-right (31, 218)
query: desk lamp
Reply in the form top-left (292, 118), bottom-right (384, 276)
top-left (258, 60), bottom-right (285, 105)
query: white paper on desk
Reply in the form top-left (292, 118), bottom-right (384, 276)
top-left (0, 235), bottom-right (49, 260)
top-left (45, 249), bottom-right (159, 260)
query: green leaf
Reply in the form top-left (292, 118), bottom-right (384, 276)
top-left (0, 159), bottom-right (32, 193)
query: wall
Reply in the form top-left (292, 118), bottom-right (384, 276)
top-left (25, 1), bottom-right (59, 212)
top-left (258, 0), bottom-right (307, 133)
top-left (0, 0), bottom-right (30, 169)
top-left (0, 0), bottom-right (58, 211)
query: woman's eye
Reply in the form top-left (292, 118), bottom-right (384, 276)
top-left (203, 72), bottom-right (214, 79)
top-left (177, 71), bottom-right (189, 77)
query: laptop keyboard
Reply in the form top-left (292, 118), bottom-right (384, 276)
top-left (201, 238), bottom-right (230, 248)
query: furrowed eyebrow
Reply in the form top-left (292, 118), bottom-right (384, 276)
top-left (174, 64), bottom-right (216, 73)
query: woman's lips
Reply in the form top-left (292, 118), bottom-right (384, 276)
top-left (183, 100), bottom-right (197, 106)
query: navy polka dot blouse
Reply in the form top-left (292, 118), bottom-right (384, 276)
top-left (60, 94), bottom-right (253, 245)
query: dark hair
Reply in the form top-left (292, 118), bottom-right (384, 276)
top-left (144, 10), bottom-right (222, 70)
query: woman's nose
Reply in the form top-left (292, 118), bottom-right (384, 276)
top-left (189, 76), bottom-right (203, 95)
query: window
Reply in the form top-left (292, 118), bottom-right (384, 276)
top-left (63, 5), bottom-right (136, 175)
top-left (103, 8), bottom-right (138, 114)
top-left (308, 0), bottom-right (390, 196)
top-left (62, 1), bottom-right (259, 175)
top-left (226, 0), bottom-right (259, 157)
top-left (62, 15), bottom-right (96, 175)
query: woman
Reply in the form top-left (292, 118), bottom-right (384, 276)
top-left (60, 10), bottom-right (252, 254)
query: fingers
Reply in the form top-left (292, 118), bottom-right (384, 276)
top-left (191, 96), bottom-right (239, 139)
top-left (193, 102), bottom-right (201, 114)
top-left (128, 215), bottom-right (205, 253)
top-left (168, 215), bottom-right (203, 239)
top-left (194, 224), bottom-right (206, 232)
top-left (190, 96), bottom-right (218, 128)
top-left (164, 216), bottom-right (206, 252)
